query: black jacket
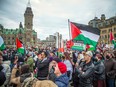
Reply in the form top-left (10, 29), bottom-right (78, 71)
top-left (37, 58), bottom-right (49, 78)
top-left (94, 60), bottom-right (105, 80)
top-left (77, 61), bottom-right (94, 87)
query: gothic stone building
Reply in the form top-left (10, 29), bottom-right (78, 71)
top-left (0, 1), bottom-right (37, 47)
top-left (89, 14), bottom-right (116, 44)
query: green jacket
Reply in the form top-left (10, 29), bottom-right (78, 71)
top-left (25, 57), bottom-right (34, 72)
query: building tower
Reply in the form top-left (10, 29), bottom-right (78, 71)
top-left (101, 14), bottom-right (106, 21)
top-left (24, 0), bottom-right (33, 30)
top-left (24, 0), bottom-right (34, 46)
top-left (19, 22), bottom-right (23, 28)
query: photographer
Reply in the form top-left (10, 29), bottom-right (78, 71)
top-left (10, 64), bottom-right (31, 87)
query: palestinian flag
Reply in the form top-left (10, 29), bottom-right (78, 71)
top-left (70, 22), bottom-right (100, 51)
top-left (16, 38), bottom-right (24, 54)
top-left (0, 36), bottom-right (5, 50)
top-left (110, 31), bottom-right (116, 48)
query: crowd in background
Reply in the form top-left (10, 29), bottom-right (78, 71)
top-left (0, 46), bottom-right (116, 87)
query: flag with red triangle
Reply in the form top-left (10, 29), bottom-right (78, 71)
top-left (70, 22), bottom-right (100, 51)
top-left (16, 38), bottom-right (24, 54)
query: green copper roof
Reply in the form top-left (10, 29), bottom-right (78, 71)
top-left (33, 30), bottom-right (37, 36)
top-left (1, 28), bottom-right (37, 36)
top-left (2, 28), bottom-right (26, 35)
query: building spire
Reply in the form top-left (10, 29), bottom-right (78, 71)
top-left (27, 0), bottom-right (31, 7)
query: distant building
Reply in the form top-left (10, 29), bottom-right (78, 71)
top-left (89, 14), bottom-right (116, 44)
top-left (0, 1), bottom-right (37, 47)
top-left (40, 34), bottom-right (56, 48)
top-left (38, 32), bottom-right (64, 49)
top-left (49, 35), bottom-right (56, 41)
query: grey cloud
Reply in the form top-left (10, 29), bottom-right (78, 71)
top-left (0, 0), bottom-right (116, 40)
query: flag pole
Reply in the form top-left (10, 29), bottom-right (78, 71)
top-left (68, 19), bottom-right (71, 40)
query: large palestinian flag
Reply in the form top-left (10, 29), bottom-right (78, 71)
top-left (70, 22), bottom-right (100, 51)
top-left (0, 36), bottom-right (5, 50)
top-left (16, 38), bottom-right (24, 54)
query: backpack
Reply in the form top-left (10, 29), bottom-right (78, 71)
top-left (21, 73), bottom-right (38, 87)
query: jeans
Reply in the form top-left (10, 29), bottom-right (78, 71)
top-left (106, 79), bottom-right (115, 87)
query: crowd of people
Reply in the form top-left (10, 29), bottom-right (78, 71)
top-left (0, 46), bottom-right (116, 87)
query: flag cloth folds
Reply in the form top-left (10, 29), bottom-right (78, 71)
top-left (16, 38), bottom-right (24, 54)
top-left (110, 31), bottom-right (116, 48)
top-left (0, 36), bottom-right (5, 50)
top-left (70, 22), bottom-right (100, 51)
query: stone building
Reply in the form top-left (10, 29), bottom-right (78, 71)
top-left (89, 14), bottom-right (116, 44)
top-left (0, 1), bottom-right (37, 47)
top-left (40, 35), bottom-right (56, 48)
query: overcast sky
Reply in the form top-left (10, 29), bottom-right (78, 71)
top-left (0, 0), bottom-right (116, 40)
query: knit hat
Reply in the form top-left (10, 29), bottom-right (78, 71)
top-left (0, 72), bottom-right (6, 86)
top-left (85, 51), bottom-right (93, 57)
top-left (57, 62), bottom-right (67, 74)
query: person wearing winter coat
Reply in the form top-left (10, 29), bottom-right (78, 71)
top-left (76, 51), bottom-right (94, 87)
top-left (62, 54), bottom-right (73, 81)
top-left (2, 54), bottom-right (11, 86)
top-left (10, 64), bottom-right (58, 87)
top-left (24, 52), bottom-right (34, 72)
top-left (0, 52), bottom-right (6, 87)
top-left (104, 52), bottom-right (116, 87)
top-left (54, 62), bottom-right (69, 87)
top-left (0, 66), bottom-right (6, 87)
top-left (37, 51), bottom-right (50, 80)
top-left (93, 53), bottom-right (106, 87)
top-left (49, 58), bottom-right (62, 82)
top-left (10, 64), bottom-right (31, 87)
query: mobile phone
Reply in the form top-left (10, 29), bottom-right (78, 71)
top-left (52, 66), bottom-right (55, 72)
